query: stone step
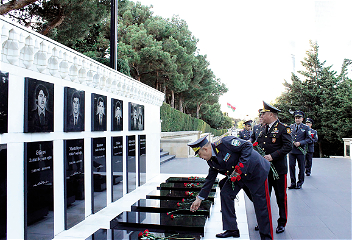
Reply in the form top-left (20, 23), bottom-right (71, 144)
top-left (160, 154), bottom-right (176, 164)
top-left (160, 151), bottom-right (169, 157)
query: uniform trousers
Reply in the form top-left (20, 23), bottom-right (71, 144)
top-left (305, 152), bottom-right (313, 174)
top-left (268, 172), bottom-right (287, 227)
top-left (289, 153), bottom-right (305, 185)
top-left (220, 179), bottom-right (273, 240)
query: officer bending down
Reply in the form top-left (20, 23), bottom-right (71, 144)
top-left (188, 136), bottom-right (273, 240)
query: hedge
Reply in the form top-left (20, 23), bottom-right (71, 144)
top-left (160, 103), bottom-right (228, 136)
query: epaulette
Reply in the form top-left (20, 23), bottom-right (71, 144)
top-left (214, 139), bottom-right (222, 147)
top-left (286, 126), bottom-right (291, 134)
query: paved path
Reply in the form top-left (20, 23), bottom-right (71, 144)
top-left (161, 157), bottom-right (351, 240)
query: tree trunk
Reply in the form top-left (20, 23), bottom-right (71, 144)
top-left (40, 14), bottom-right (66, 36)
top-left (163, 85), bottom-right (167, 103)
top-left (318, 141), bottom-right (323, 158)
top-left (179, 95), bottom-right (183, 112)
top-left (0, 0), bottom-right (39, 15)
top-left (196, 103), bottom-right (201, 119)
top-left (171, 90), bottom-right (174, 108)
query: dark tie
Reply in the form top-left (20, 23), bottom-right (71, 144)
top-left (266, 125), bottom-right (269, 134)
top-left (296, 125), bottom-right (299, 132)
top-left (40, 113), bottom-right (44, 125)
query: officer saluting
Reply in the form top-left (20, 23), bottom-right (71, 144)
top-left (305, 118), bottom-right (318, 176)
top-left (188, 135), bottom-right (273, 240)
top-left (256, 101), bottom-right (292, 234)
top-left (238, 120), bottom-right (252, 140)
top-left (288, 110), bottom-right (312, 189)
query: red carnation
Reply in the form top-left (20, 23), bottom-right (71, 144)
top-left (235, 165), bottom-right (240, 171)
top-left (177, 202), bottom-right (180, 206)
top-left (237, 170), bottom-right (242, 175)
top-left (184, 183), bottom-right (187, 187)
top-left (197, 183), bottom-right (200, 186)
top-left (166, 212), bottom-right (169, 215)
top-left (182, 198), bottom-right (185, 202)
top-left (144, 229), bottom-right (149, 233)
top-left (170, 214), bottom-right (174, 219)
top-left (236, 175), bottom-right (241, 181)
top-left (253, 142), bottom-right (258, 147)
top-left (138, 232), bottom-right (143, 237)
top-left (311, 133), bottom-right (314, 138)
top-left (239, 163), bottom-right (244, 168)
top-left (231, 176), bottom-right (236, 182)
top-left (185, 191), bottom-right (189, 196)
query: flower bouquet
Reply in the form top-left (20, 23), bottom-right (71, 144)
top-left (252, 142), bottom-right (279, 180)
top-left (138, 229), bottom-right (180, 239)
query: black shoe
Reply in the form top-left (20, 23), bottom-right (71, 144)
top-left (216, 230), bottom-right (240, 238)
top-left (306, 173), bottom-right (310, 176)
top-left (276, 226), bottom-right (285, 233)
top-left (288, 184), bottom-right (296, 189)
top-left (295, 184), bottom-right (302, 189)
top-left (254, 225), bottom-right (259, 231)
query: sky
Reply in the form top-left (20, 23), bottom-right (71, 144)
top-left (134, 0), bottom-right (352, 119)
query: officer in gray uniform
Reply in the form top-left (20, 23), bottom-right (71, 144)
top-left (288, 110), bottom-right (312, 189)
top-left (251, 109), bottom-right (264, 143)
top-left (305, 118), bottom-right (318, 176)
top-left (238, 120), bottom-right (253, 140)
top-left (188, 136), bottom-right (273, 240)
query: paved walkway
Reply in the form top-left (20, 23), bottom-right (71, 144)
top-left (162, 157), bottom-right (352, 240)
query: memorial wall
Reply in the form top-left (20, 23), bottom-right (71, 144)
top-left (0, 16), bottom-right (164, 240)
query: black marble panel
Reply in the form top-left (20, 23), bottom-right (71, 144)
top-left (24, 141), bottom-right (53, 240)
top-left (64, 139), bottom-right (84, 229)
top-left (138, 135), bottom-right (146, 186)
top-left (158, 182), bottom-right (217, 192)
top-left (0, 145), bottom-right (6, 240)
top-left (111, 99), bottom-right (123, 131)
top-left (85, 228), bottom-right (201, 240)
top-left (111, 136), bottom-right (123, 202)
top-left (64, 87), bottom-right (85, 132)
top-left (146, 190), bottom-right (216, 202)
top-left (126, 136), bottom-right (136, 193)
top-left (166, 177), bottom-right (219, 184)
top-left (91, 94), bottom-right (107, 131)
top-left (92, 138), bottom-right (107, 213)
top-left (110, 211), bottom-right (206, 235)
top-left (0, 72), bottom-right (8, 134)
top-left (131, 199), bottom-right (211, 216)
top-left (128, 103), bottom-right (144, 131)
top-left (24, 78), bottom-right (54, 133)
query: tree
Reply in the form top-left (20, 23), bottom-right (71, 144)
top-left (274, 41), bottom-right (352, 157)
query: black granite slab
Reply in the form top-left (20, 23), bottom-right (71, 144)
top-left (166, 177), bottom-right (219, 184)
top-left (131, 199), bottom-right (212, 216)
top-left (110, 211), bottom-right (206, 235)
top-left (86, 228), bottom-right (201, 240)
top-left (146, 190), bottom-right (215, 202)
top-left (157, 182), bottom-right (217, 192)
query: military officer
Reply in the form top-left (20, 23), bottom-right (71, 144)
top-left (256, 101), bottom-right (292, 234)
top-left (238, 120), bottom-right (253, 140)
top-left (251, 109), bottom-right (265, 143)
top-left (305, 118), bottom-right (318, 176)
top-left (188, 136), bottom-right (273, 240)
top-left (288, 110), bottom-right (312, 189)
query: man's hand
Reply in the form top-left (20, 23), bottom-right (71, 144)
top-left (294, 142), bottom-right (301, 147)
top-left (190, 196), bottom-right (202, 212)
top-left (264, 154), bottom-right (273, 162)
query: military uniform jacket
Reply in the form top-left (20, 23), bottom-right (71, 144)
top-left (307, 128), bottom-right (318, 153)
top-left (238, 129), bottom-right (252, 140)
top-left (250, 124), bottom-right (263, 143)
top-left (289, 123), bottom-right (313, 154)
top-left (256, 120), bottom-right (292, 175)
top-left (198, 136), bottom-right (270, 200)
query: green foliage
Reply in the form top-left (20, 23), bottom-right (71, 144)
top-left (274, 41), bottom-right (352, 157)
top-left (160, 103), bottom-right (227, 136)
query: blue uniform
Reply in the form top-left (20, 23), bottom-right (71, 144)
top-left (289, 123), bottom-right (312, 187)
top-left (198, 136), bottom-right (273, 240)
top-left (305, 128), bottom-right (318, 175)
top-left (238, 129), bottom-right (252, 140)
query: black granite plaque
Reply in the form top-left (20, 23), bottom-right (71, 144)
top-left (91, 94), bottom-right (107, 131)
top-left (126, 136), bottom-right (136, 193)
top-left (64, 139), bottom-right (84, 229)
top-left (0, 72), bottom-right (8, 134)
top-left (166, 177), bottom-right (219, 184)
top-left (138, 135), bottom-right (146, 186)
top-left (128, 103), bottom-right (144, 131)
top-left (0, 145), bottom-right (7, 239)
top-left (146, 190), bottom-right (216, 202)
top-left (64, 87), bottom-right (85, 132)
top-left (92, 137), bottom-right (106, 213)
top-left (158, 182), bottom-right (217, 192)
top-left (111, 136), bottom-right (123, 202)
top-left (111, 99), bottom-right (123, 131)
top-left (131, 199), bottom-right (211, 216)
top-left (24, 141), bottom-right (53, 239)
top-left (111, 211), bottom-right (206, 235)
top-left (24, 78), bottom-right (54, 133)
